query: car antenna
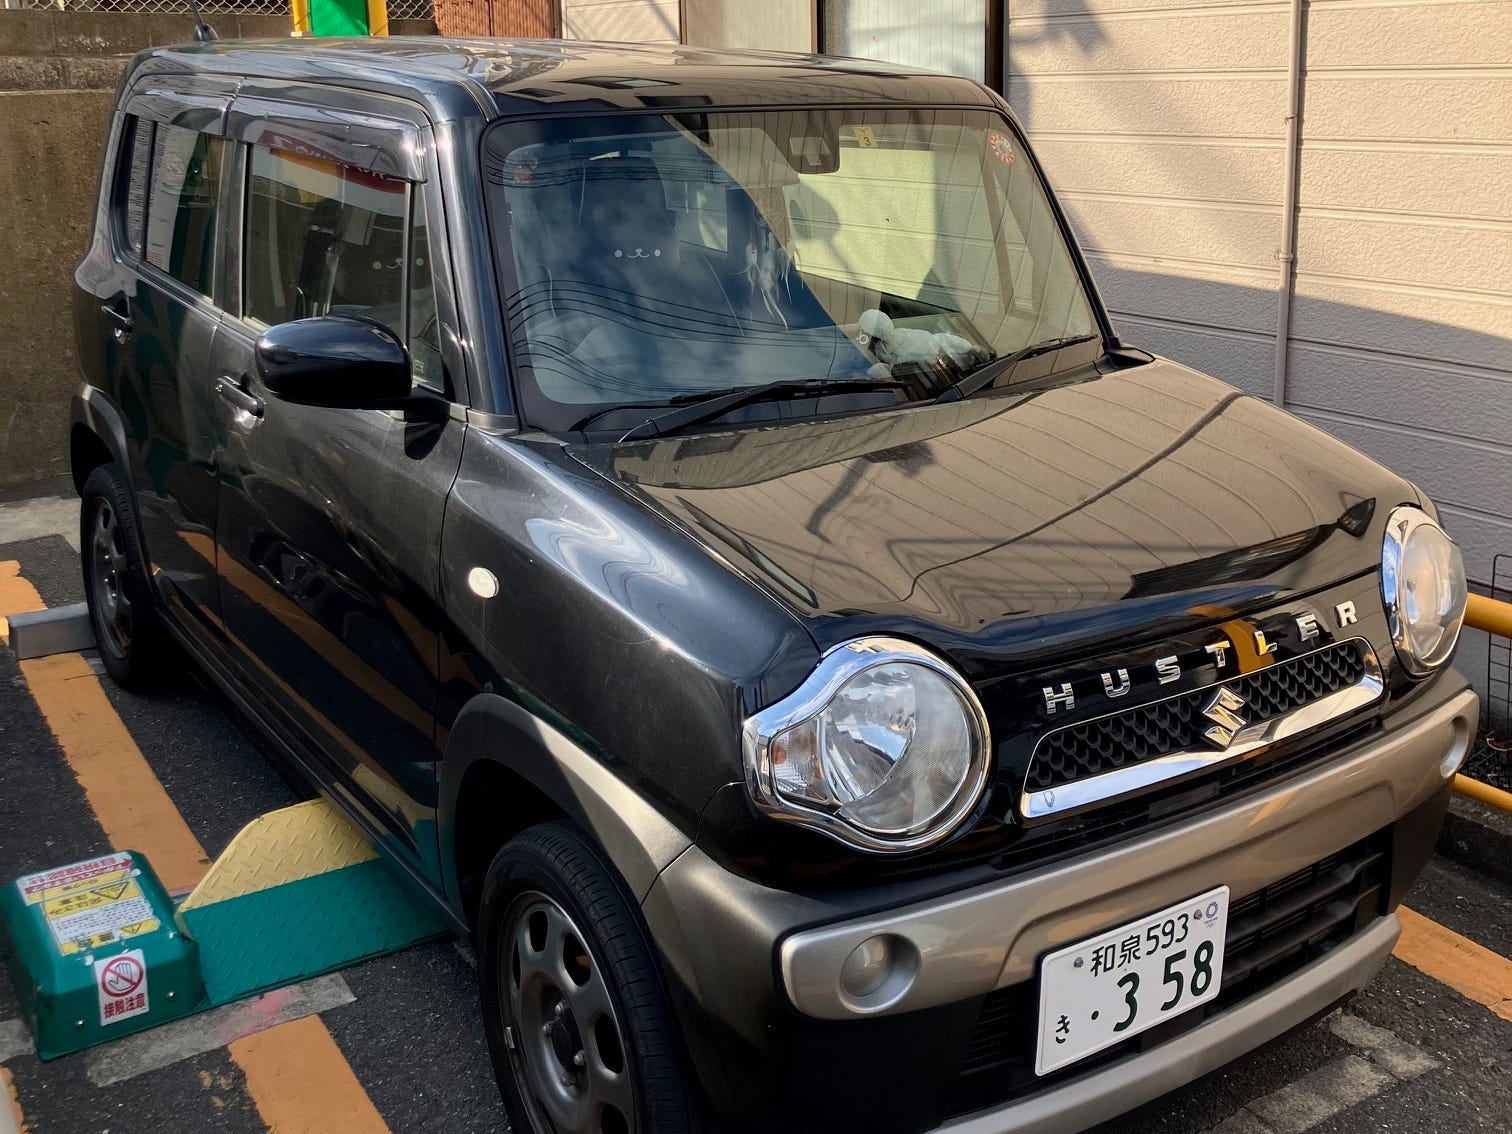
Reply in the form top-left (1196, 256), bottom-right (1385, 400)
top-left (189, 0), bottom-right (218, 43)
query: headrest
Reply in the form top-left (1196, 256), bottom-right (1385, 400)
top-left (578, 156), bottom-right (677, 265)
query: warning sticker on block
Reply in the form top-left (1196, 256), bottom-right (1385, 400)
top-left (95, 949), bottom-right (150, 1026)
top-left (16, 852), bottom-right (135, 904)
top-left (16, 853), bottom-right (160, 955)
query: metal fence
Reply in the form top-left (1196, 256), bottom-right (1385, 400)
top-left (7, 0), bottom-right (433, 19)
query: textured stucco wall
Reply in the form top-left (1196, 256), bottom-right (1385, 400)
top-left (1007, 0), bottom-right (1512, 592)
top-left (0, 13), bottom-right (434, 486)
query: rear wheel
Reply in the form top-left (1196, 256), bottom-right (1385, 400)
top-left (80, 464), bottom-right (171, 686)
top-left (477, 821), bottom-right (696, 1134)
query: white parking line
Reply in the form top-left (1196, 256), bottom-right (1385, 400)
top-left (84, 973), bottom-right (356, 1087)
top-left (1204, 1011), bottom-right (1440, 1134)
top-left (0, 496), bottom-right (79, 552)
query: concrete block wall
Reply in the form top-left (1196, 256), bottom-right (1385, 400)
top-left (0, 12), bottom-right (434, 486)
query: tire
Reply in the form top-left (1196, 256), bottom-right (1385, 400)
top-left (79, 463), bottom-right (172, 687)
top-left (477, 821), bottom-right (697, 1134)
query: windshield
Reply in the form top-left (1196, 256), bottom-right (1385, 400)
top-left (483, 107), bottom-right (1100, 433)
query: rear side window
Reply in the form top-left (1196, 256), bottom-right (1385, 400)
top-left (144, 124), bottom-right (225, 296)
top-left (118, 115), bottom-right (153, 257)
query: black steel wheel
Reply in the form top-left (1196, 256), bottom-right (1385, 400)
top-left (478, 822), bottom-right (696, 1134)
top-left (79, 464), bottom-right (171, 686)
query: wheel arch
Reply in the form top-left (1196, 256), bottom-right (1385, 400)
top-left (439, 693), bottom-right (692, 931)
top-left (69, 386), bottom-right (130, 494)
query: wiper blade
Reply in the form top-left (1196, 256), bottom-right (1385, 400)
top-left (933, 334), bottom-right (1099, 404)
top-left (616, 377), bottom-right (906, 442)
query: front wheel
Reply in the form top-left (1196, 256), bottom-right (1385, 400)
top-left (477, 821), bottom-right (697, 1134)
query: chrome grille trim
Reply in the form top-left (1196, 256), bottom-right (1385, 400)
top-left (1019, 639), bottom-right (1383, 822)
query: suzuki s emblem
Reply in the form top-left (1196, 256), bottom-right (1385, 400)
top-left (1200, 686), bottom-right (1249, 749)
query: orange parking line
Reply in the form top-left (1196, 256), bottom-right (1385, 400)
top-left (228, 1015), bottom-right (389, 1134)
top-left (0, 561), bottom-right (44, 646)
top-left (2, 1067), bottom-right (27, 1134)
top-left (18, 651), bottom-right (211, 894)
top-left (1395, 906), bottom-right (1512, 1023)
top-left (2, 566), bottom-right (390, 1133)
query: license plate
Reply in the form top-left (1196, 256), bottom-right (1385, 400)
top-left (1035, 887), bottom-right (1229, 1075)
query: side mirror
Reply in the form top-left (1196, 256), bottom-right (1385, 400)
top-left (255, 316), bottom-right (412, 409)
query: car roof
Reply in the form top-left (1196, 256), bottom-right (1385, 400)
top-left (132, 37), bottom-right (1001, 121)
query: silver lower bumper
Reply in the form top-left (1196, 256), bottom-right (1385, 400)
top-left (779, 686), bottom-right (1476, 1019)
top-left (934, 913), bottom-right (1401, 1134)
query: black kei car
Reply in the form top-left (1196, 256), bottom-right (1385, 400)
top-left (71, 36), bottom-right (1476, 1134)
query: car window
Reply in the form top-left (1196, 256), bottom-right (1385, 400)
top-left (118, 115), bottom-right (154, 258)
top-left (243, 145), bottom-right (409, 337)
top-left (482, 108), bottom-right (1099, 432)
top-left (243, 144), bottom-right (441, 391)
top-left (144, 124), bottom-right (225, 296)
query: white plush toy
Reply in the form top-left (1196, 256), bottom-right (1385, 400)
top-left (857, 309), bottom-right (977, 370)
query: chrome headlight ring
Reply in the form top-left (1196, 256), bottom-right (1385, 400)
top-left (742, 637), bottom-right (992, 855)
top-left (1381, 505), bottom-right (1467, 677)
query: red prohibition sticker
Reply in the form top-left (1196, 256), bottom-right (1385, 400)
top-left (988, 131), bottom-right (1015, 166)
top-left (95, 948), bottom-right (150, 1026)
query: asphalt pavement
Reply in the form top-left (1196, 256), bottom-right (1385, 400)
top-left (1, 479), bottom-right (1509, 1134)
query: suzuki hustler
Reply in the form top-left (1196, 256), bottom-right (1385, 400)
top-left (70, 36), bottom-right (1476, 1134)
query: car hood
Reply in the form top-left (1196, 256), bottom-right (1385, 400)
top-left (571, 359), bottom-right (1418, 676)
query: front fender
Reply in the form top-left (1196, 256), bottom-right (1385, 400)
top-left (437, 692), bottom-right (695, 922)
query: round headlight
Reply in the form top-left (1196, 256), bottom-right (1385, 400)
top-left (744, 639), bottom-right (990, 853)
top-left (1382, 506), bottom-right (1467, 676)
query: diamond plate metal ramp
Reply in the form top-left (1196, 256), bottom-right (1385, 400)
top-left (178, 800), bottom-right (448, 1005)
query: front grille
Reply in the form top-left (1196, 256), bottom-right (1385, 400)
top-left (943, 832), bottom-right (1389, 1120)
top-left (1027, 641), bottom-right (1368, 792)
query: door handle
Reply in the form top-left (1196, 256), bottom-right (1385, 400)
top-left (216, 376), bottom-right (264, 419)
top-left (100, 302), bottom-right (133, 342)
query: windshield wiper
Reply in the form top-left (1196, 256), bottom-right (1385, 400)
top-left (611, 378), bottom-right (906, 443)
top-left (933, 334), bottom-right (1099, 404)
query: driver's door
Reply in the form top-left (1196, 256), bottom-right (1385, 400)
top-left (210, 103), bottom-right (460, 870)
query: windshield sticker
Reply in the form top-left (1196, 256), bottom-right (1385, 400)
top-left (851, 126), bottom-right (878, 149)
top-left (989, 131), bottom-right (1016, 166)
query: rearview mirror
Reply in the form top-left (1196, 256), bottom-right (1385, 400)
top-left (255, 316), bottom-right (412, 409)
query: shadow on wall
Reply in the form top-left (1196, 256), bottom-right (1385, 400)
top-left (998, 0), bottom-right (1510, 591)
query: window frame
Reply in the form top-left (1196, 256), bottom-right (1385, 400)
top-left (116, 85), bottom-right (234, 309)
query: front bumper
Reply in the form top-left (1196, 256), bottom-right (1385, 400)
top-left (641, 677), bottom-right (1476, 1134)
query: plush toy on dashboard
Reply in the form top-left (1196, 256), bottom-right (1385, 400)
top-left (857, 309), bottom-right (979, 372)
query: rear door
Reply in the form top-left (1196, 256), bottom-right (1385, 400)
top-left (209, 96), bottom-right (465, 874)
top-left (95, 89), bottom-right (234, 640)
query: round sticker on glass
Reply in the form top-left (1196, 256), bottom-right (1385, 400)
top-left (988, 131), bottom-right (1015, 166)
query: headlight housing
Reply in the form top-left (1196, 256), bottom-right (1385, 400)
top-left (743, 638), bottom-right (991, 854)
top-left (1381, 505), bottom-right (1467, 676)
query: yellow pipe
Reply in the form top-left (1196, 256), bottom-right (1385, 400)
top-left (1455, 774), bottom-right (1512, 816)
top-left (290, 0), bottom-right (312, 35)
top-left (1466, 592), bottom-right (1512, 639)
top-left (365, 0), bottom-right (389, 35)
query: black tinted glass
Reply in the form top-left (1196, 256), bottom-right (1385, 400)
top-left (145, 124), bottom-right (224, 296)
